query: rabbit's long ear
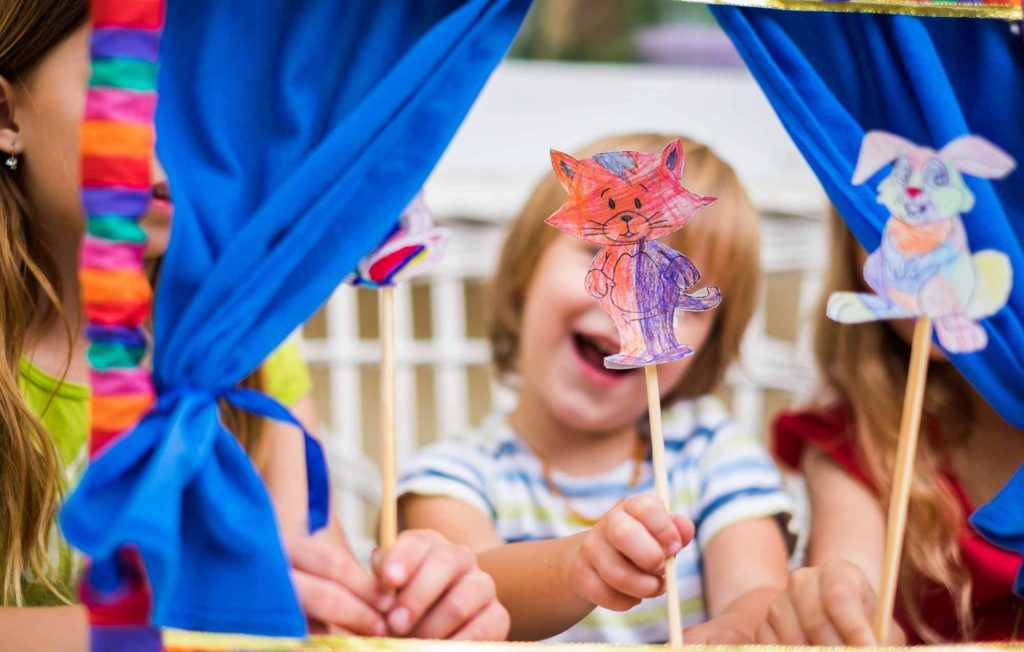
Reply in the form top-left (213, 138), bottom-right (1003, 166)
top-left (852, 130), bottom-right (918, 185)
top-left (940, 135), bottom-right (1017, 180)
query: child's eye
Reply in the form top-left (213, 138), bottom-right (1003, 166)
top-left (634, 197), bottom-right (642, 209)
top-left (608, 198), bottom-right (616, 210)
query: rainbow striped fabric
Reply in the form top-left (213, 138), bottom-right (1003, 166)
top-left (79, 0), bottom-right (165, 647)
top-left (81, 0), bottom-right (163, 456)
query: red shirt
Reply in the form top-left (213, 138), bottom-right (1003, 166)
top-left (774, 405), bottom-right (1023, 643)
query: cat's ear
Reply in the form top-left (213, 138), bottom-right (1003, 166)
top-left (853, 130), bottom-right (917, 185)
top-left (551, 149), bottom-right (579, 190)
top-left (661, 140), bottom-right (684, 179)
top-left (939, 135), bottom-right (1016, 180)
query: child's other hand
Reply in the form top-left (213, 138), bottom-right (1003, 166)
top-left (756, 560), bottom-right (906, 646)
top-left (374, 530), bottom-right (510, 640)
top-left (286, 533), bottom-right (390, 636)
top-left (684, 614), bottom-right (754, 645)
top-left (572, 494), bottom-right (695, 611)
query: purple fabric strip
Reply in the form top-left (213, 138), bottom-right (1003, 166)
top-left (86, 324), bottom-right (148, 347)
top-left (90, 625), bottom-right (162, 652)
top-left (91, 28), bottom-right (161, 62)
top-left (83, 188), bottom-right (152, 216)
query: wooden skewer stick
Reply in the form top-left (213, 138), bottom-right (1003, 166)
top-left (873, 317), bottom-right (933, 643)
top-left (644, 365), bottom-right (683, 647)
top-left (379, 286), bottom-right (398, 552)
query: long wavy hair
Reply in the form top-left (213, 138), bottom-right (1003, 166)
top-left (815, 207), bottom-right (973, 642)
top-left (0, 0), bottom-right (90, 605)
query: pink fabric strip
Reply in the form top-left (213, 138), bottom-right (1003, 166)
top-left (81, 235), bottom-right (146, 270)
top-left (91, 368), bottom-right (155, 396)
top-left (85, 88), bottom-right (158, 125)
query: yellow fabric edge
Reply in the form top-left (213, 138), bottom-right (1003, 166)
top-left (673, 0), bottom-right (1022, 19)
top-left (163, 630), bottom-right (1024, 651)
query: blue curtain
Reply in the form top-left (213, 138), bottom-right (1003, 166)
top-left (62, 0), bottom-right (530, 636)
top-left (711, 8), bottom-right (1024, 585)
top-left (710, 11), bottom-right (1024, 429)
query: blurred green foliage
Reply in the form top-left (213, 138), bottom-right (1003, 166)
top-left (510, 0), bottom-right (714, 62)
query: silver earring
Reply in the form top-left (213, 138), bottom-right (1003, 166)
top-left (4, 154), bottom-right (17, 172)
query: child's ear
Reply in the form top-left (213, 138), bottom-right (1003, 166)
top-left (939, 135), bottom-right (1016, 180)
top-left (550, 149), bottom-right (579, 190)
top-left (852, 130), bottom-right (917, 185)
top-left (0, 76), bottom-right (21, 155)
top-left (661, 140), bottom-right (684, 179)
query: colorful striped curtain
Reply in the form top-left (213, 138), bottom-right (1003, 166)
top-left (64, 0), bottom-right (531, 638)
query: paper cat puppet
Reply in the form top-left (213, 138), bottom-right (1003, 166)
top-left (827, 131), bottom-right (1016, 353)
top-left (547, 140), bottom-right (720, 369)
top-left (347, 192), bottom-right (449, 288)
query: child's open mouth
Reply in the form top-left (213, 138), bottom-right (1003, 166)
top-left (572, 333), bottom-right (630, 379)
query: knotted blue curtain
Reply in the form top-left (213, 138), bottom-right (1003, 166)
top-left (710, 9), bottom-right (1024, 585)
top-left (62, 0), bottom-right (530, 636)
top-left (710, 11), bottom-right (1024, 429)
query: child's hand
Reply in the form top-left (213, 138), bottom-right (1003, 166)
top-left (756, 560), bottom-right (906, 646)
top-left (685, 615), bottom-right (754, 645)
top-left (571, 494), bottom-right (694, 611)
top-left (373, 530), bottom-right (510, 640)
top-left (287, 533), bottom-right (390, 636)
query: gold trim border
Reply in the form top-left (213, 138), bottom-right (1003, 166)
top-left (675, 0), bottom-right (1023, 20)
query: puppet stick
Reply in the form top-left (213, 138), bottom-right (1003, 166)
top-left (379, 286), bottom-right (398, 552)
top-left (644, 365), bottom-right (683, 647)
top-left (873, 317), bottom-right (933, 642)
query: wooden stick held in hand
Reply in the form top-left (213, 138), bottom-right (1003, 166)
top-left (379, 286), bottom-right (398, 552)
top-left (873, 317), bottom-right (933, 642)
top-left (645, 365), bottom-right (683, 647)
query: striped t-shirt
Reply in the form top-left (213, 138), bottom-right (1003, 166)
top-left (398, 394), bottom-right (793, 644)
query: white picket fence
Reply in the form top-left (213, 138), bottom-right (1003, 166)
top-left (298, 60), bottom-right (830, 558)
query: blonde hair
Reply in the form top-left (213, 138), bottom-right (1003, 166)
top-left (0, 0), bottom-right (89, 605)
top-left (490, 133), bottom-right (761, 402)
top-left (814, 207), bottom-right (973, 642)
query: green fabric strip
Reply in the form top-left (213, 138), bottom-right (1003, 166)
top-left (88, 342), bottom-right (146, 369)
top-left (90, 58), bottom-right (158, 92)
top-left (88, 216), bottom-right (147, 244)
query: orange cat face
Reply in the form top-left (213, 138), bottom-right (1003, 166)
top-left (546, 140), bottom-right (714, 246)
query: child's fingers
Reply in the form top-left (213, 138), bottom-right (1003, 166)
top-left (386, 539), bottom-right (474, 635)
top-left (622, 495), bottom-right (682, 557)
top-left (604, 510), bottom-right (670, 574)
top-left (672, 514), bottom-right (696, 546)
top-left (790, 569), bottom-right (843, 646)
top-left (575, 563), bottom-right (642, 612)
top-left (287, 535), bottom-right (385, 608)
top-left (377, 530), bottom-right (449, 589)
top-left (292, 569), bottom-right (387, 637)
top-left (585, 534), bottom-right (663, 599)
top-left (763, 593), bottom-right (808, 645)
top-left (819, 563), bottom-right (876, 646)
top-left (450, 601), bottom-right (511, 641)
top-left (408, 570), bottom-right (496, 639)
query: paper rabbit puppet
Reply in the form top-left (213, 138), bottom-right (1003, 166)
top-left (547, 140), bottom-right (720, 369)
top-left (827, 131), bottom-right (1016, 353)
top-left (347, 192), bottom-right (449, 288)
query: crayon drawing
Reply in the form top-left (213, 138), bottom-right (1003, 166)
top-left (546, 140), bottom-right (720, 369)
top-left (827, 131), bottom-right (1016, 353)
top-left (348, 193), bottom-right (449, 288)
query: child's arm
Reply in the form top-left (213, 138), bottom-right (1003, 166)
top-left (402, 493), bottom-right (693, 641)
top-left (0, 606), bottom-right (88, 652)
top-left (683, 517), bottom-right (789, 644)
top-left (755, 448), bottom-right (901, 646)
top-left (254, 393), bottom-right (316, 537)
